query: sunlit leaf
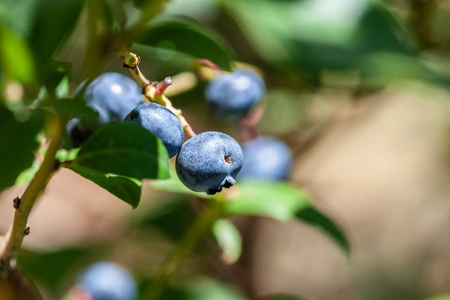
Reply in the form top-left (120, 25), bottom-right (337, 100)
top-left (421, 296), bottom-right (450, 300)
top-left (152, 165), bottom-right (212, 199)
top-left (212, 219), bottom-right (242, 264)
top-left (0, 26), bottom-right (35, 84)
top-left (226, 180), bottom-right (350, 254)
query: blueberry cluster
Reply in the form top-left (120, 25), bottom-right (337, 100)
top-left (69, 72), bottom-right (244, 194)
top-left (205, 69), bottom-right (292, 181)
top-left (67, 72), bottom-right (143, 147)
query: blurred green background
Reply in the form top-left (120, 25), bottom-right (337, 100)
top-left (2, 0), bottom-right (450, 299)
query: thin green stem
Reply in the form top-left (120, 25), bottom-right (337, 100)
top-left (0, 116), bottom-right (64, 272)
top-left (144, 202), bottom-right (223, 300)
top-left (119, 50), bottom-right (197, 138)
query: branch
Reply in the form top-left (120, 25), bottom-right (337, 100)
top-left (0, 116), bottom-right (64, 272)
top-left (119, 50), bottom-right (197, 138)
top-left (143, 200), bottom-right (224, 300)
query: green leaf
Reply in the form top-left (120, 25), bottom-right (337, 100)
top-left (43, 97), bottom-right (98, 122)
top-left (295, 207), bottom-right (350, 256)
top-left (133, 198), bottom-right (197, 241)
top-left (0, 104), bottom-right (43, 192)
top-left (17, 247), bottom-right (94, 295)
top-left (152, 165), bottom-right (212, 199)
top-left (180, 277), bottom-right (248, 300)
top-left (28, 0), bottom-right (85, 65)
top-left (222, 0), bottom-right (414, 73)
top-left (421, 296), bottom-right (450, 300)
top-left (226, 180), bottom-right (350, 255)
top-left (212, 219), bottom-right (242, 264)
top-left (360, 52), bottom-right (440, 85)
top-left (134, 19), bottom-right (233, 70)
top-left (55, 148), bottom-right (80, 164)
top-left (70, 123), bottom-right (170, 179)
top-left (0, 25), bottom-right (35, 84)
top-left (226, 181), bottom-right (309, 221)
top-left (147, 276), bottom-right (249, 300)
top-left (261, 295), bottom-right (303, 300)
top-left (0, 0), bottom-right (35, 36)
top-left (67, 165), bottom-right (142, 209)
top-left (15, 159), bottom-right (40, 186)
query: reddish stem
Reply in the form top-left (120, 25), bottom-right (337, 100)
top-left (240, 103), bottom-right (266, 142)
top-left (155, 77), bottom-right (173, 96)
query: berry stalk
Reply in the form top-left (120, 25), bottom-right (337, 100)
top-left (119, 50), bottom-right (197, 138)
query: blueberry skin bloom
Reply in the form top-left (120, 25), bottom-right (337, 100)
top-left (123, 102), bottom-right (184, 158)
top-left (205, 70), bottom-right (265, 119)
top-left (77, 262), bottom-right (137, 300)
top-left (239, 137), bottom-right (292, 181)
top-left (82, 72), bottom-right (143, 123)
top-left (176, 132), bottom-right (244, 195)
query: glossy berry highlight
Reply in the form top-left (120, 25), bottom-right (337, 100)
top-left (205, 70), bottom-right (266, 119)
top-left (176, 131), bottom-right (244, 195)
top-left (239, 136), bottom-right (292, 181)
top-left (123, 102), bottom-right (184, 158)
top-left (77, 262), bottom-right (137, 300)
top-left (81, 72), bottom-right (143, 124)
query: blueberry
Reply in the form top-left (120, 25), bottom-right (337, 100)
top-left (123, 102), bottom-right (184, 158)
top-left (81, 72), bottom-right (143, 124)
top-left (238, 136), bottom-right (292, 181)
top-left (77, 262), bottom-right (137, 300)
top-left (205, 70), bottom-right (265, 120)
top-left (176, 131), bottom-right (244, 194)
top-left (65, 118), bottom-right (94, 148)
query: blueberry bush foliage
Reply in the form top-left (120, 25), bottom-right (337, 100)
top-left (2, 0), bottom-right (447, 299)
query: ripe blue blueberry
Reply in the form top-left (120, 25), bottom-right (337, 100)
top-left (65, 118), bottom-right (93, 148)
top-left (205, 70), bottom-right (265, 119)
top-left (67, 73), bottom-right (142, 148)
top-left (238, 136), bottom-right (292, 181)
top-left (123, 102), bottom-right (184, 158)
top-left (77, 262), bottom-right (137, 300)
top-left (81, 72), bottom-right (143, 124)
top-left (176, 131), bottom-right (244, 195)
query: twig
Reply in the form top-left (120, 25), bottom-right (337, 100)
top-left (240, 102), bottom-right (266, 142)
top-left (143, 200), bottom-right (224, 300)
top-left (0, 116), bottom-right (64, 273)
top-left (120, 50), bottom-right (197, 138)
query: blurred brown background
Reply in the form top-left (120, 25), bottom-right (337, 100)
top-left (3, 0), bottom-right (450, 299)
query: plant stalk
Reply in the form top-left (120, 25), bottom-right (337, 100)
top-left (144, 202), bottom-right (223, 300)
top-left (119, 50), bottom-right (197, 138)
top-left (0, 116), bottom-right (64, 272)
